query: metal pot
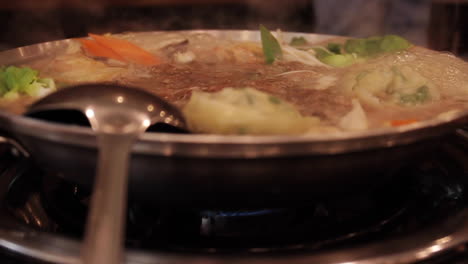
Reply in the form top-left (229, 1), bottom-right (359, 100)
top-left (0, 30), bottom-right (466, 207)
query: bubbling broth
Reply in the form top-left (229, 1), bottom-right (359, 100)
top-left (3, 31), bottom-right (468, 135)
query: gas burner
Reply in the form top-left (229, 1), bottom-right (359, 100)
top-left (0, 135), bottom-right (468, 263)
top-left (35, 173), bottom-right (412, 252)
top-left (4, 154), bottom-right (423, 253)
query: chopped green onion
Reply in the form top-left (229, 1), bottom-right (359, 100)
top-left (315, 35), bottom-right (412, 67)
top-left (314, 47), bottom-right (356, 67)
top-left (0, 66), bottom-right (56, 99)
top-left (320, 54), bottom-right (357, 68)
top-left (345, 35), bottom-right (412, 58)
top-left (363, 37), bottom-right (382, 56)
top-left (327, 43), bottom-right (342, 54)
top-left (313, 47), bottom-right (333, 60)
top-left (290, 36), bottom-right (308, 46)
top-left (344, 38), bottom-right (368, 56)
top-left (380, 35), bottom-right (411, 53)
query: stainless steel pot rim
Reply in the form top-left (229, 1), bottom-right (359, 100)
top-left (0, 104), bottom-right (466, 158)
top-left (1, 107), bottom-right (466, 143)
top-left (0, 107), bottom-right (462, 141)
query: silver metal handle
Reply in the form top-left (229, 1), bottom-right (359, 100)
top-left (80, 133), bottom-right (136, 264)
top-left (456, 127), bottom-right (468, 140)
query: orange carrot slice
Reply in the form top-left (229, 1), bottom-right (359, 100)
top-left (390, 119), bottom-right (418, 127)
top-left (78, 38), bottom-right (125, 62)
top-left (88, 33), bottom-right (161, 66)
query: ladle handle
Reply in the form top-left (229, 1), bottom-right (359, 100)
top-left (81, 133), bottom-right (136, 264)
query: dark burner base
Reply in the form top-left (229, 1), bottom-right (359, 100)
top-left (2, 136), bottom-right (468, 254)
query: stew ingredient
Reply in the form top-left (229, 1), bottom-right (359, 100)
top-left (2, 29), bottom-right (467, 136)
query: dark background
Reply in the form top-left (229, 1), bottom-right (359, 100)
top-left (0, 0), bottom-right (464, 55)
top-left (0, 0), bottom-right (315, 50)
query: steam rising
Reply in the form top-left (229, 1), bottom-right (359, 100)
top-left (1, 0), bottom-right (316, 51)
top-left (0, 0), bottom-right (437, 51)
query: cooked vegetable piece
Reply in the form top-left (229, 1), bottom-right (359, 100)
top-left (183, 87), bottom-right (319, 135)
top-left (313, 47), bottom-right (356, 67)
top-left (380, 35), bottom-right (412, 53)
top-left (78, 38), bottom-right (125, 62)
top-left (82, 33), bottom-right (161, 66)
top-left (390, 119), bottom-right (418, 126)
top-left (400, 85), bottom-right (430, 105)
top-left (269, 96), bottom-right (281, 104)
top-left (343, 65), bottom-right (438, 107)
top-left (344, 38), bottom-right (368, 56)
top-left (327, 43), bottom-right (342, 54)
top-left (316, 35), bottom-right (412, 67)
top-left (0, 66), bottom-right (55, 99)
top-left (260, 25), bottom-right (283, 64)
top-left (344, 35), bottom-right (411, 57)
top-left (290, 36), bottom-right (308, 46)
top-left (313, 47), bottom-right (332, 59)
top-left (320, 53), bottom-right (357, 67)
top-left (338, 99), bottom-right (368, 131)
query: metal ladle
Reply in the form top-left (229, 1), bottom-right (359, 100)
top-left (26, 83), bottom-right (186, 264)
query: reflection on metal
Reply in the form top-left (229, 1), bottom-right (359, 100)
top-left (0, 136), bottom-right (466, 263)
top-left (0, 137), bottom-right (30, 158)
top-left (164, 116), bottom-right (173, 124)
top-left (18, 48), bottom-right (25, 57)
top-left (85, 108), bottom-right (95, 119)
top-left (436, 236), bottom-right (452, 245)
top-left (429, 244), bottom-right (442, 253)
top-left (0, 209), bottom-right (468, 264)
